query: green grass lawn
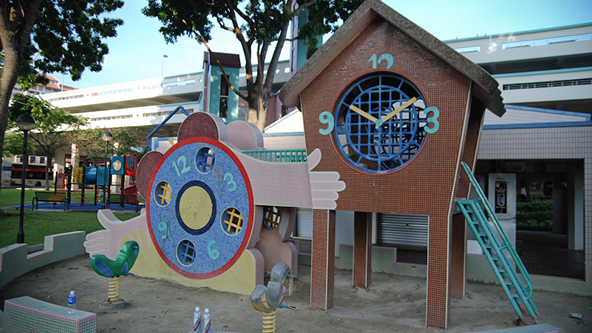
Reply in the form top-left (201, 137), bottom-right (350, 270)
top-left (0, 188), bottom-right (136, 248)
top-left (0, 188), bottom-right (37, 208)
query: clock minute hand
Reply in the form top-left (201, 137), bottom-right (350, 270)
top-left (349, 105), bottom-right (378, 123)
top-left (380, 97), bottom-right (417, 123)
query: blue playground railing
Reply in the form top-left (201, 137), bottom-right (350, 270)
top-left (241, 149), bottom-right (307, 163)
top-left (146, 106), bottom-right (191, 150)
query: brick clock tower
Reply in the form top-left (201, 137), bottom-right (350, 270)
top-left (280, 0), bottom-right (505, 329)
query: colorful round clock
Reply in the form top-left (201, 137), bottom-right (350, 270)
top-left (320, 72), bottom-right (439, 173)
top-left (146, 137), bottom-right (254, 279)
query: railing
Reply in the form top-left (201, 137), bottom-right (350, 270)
top-left (459, 161), bottom-right (533, 296)
top-left (241, 149), bottom-right (307, 163)
top-left (146, 106), bottom-right (191, 150)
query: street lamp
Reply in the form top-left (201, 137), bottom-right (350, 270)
top-left (100, 130), bottom-right (113, 209)
top-left (161, 55), bottom-right (168, 77)
top-left (16, 114), bottom-right (36, 243)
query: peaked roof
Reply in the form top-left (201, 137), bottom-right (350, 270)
top-left (279, 0), bottom-right (505, 116)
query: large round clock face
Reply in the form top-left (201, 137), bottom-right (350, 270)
top-left (331, 72), bottom-right (437, 173)
top-left (147, 137), bottom-right (254, 279)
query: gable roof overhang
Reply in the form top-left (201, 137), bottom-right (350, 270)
top-left (279, 0), bottom-right (505, 117)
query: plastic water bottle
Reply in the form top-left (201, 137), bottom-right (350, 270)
top-left (67, 290), bottom-right (76, 314)
top-left (192, 306), bottom-right (201, 332)
top-left (201, 308), bottom-right (211, 333)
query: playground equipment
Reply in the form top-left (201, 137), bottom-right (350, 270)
top-left (457, 162), bottom-right (539, 324)
top-left (251, 262), bottom-right (296, 333)
top-left (70, 155), bottom-right (138, 209)
top-left (90, 240), bottom-right (140, 309)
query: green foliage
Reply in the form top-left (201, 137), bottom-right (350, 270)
top-left (1, 0), bottom-right (124, 187)
top-left (142, 0), bottom-right (364, 130)
top-left (516, 200), bottom-right (554, 231)
top-left (516, 200), bottom-right (553, 213)
top-left (4, 94), bottom-right (86, 178)
top-left (28, 0), bottom-right (124, 81)
top-left (8, 94), bottom-right (86, 132)
top-left (71, 127), bottom-right (141, 165)
top-left (2, 133), bottom-right (37, 157)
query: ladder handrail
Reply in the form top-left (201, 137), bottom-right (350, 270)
top-left (457, 199), bottom-right (538, 321)
top-left (459, 162), bottom-right (533, 294)
top-left (457, 200), bottom-right (525, 317)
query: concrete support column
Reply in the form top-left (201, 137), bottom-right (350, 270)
top-left (54, 149), bottom-right (66, 176)
top-left (353, 211), bottom-right (372, 288)
top-left (70, 144), bottom-right (80, 190)
top-left (310, 209), bottom-right (335, 310)
top-left (426, 214), bottom-right (451, 328)
top-left (567, 161), bottom-right (584, 250)
top-left (450, 213), bottom-right (466, 298)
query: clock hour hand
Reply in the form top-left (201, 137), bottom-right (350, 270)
top-left (380, 97), bottom-right (417, 124)
top-left (349, 105), bottom-right (378, 124)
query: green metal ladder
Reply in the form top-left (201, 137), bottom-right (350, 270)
top-left (456, 162), bottom-right (539, 325)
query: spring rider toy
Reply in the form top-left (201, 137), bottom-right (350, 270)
top-left (90, 240), bottom-right (139, 308)
top-left (250, 262), bottom-right (296, 333)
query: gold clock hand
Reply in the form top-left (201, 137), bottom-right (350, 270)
top-left (380, 97), bottom-right (417, 123)
top-left (349, 105), bottom-right (378, 123)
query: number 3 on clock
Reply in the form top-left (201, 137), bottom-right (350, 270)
top-left (423, 106), bottom-right (440, 134)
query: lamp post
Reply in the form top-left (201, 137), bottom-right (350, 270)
top-left (16, 114), bottom-right (36, 243)
top-left (100, 130), bottom-right (113, 209)
top-left (161, 55), bottom-right (168, 77)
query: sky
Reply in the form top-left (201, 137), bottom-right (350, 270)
top-left (56, 0), bottom-right (592, 89)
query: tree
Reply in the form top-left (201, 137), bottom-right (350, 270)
top-left (71, 127), bottom-right (141, 166)
top-left (143, 0), bottom-right (364, 132)
top-left (7, 94), bottom-right (87, 189)
top-left (2, 132), bottom-right (36, 157)
top-left (0, 0), bottom-right (124, 188)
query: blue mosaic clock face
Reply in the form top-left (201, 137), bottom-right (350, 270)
top-left (330, 72), bottom-right (439, 173)
top-left (147, 137), bottom-right (254, 279)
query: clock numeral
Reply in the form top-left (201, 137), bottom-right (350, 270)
top-left (423, 106), bottom-right (440, 134)
top-left (172, 155), bottom-right (191, 177)
top-left (368, 53), bottom-right (393, 70)
top-left (207, 239), bottom-right (220, 260)
top-left (158, 221), bottom-right (169, 240)
top-left (224, 172), bottom-right (237, 192)
top-left (319, 111), bottom-right (334, 135)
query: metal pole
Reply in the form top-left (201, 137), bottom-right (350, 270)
top-left (103, 141), bottom-right (108, 209)
top-left (161, 55), bottom-right (168, 77)
top-left (17, 130), bottom-right (29, 243)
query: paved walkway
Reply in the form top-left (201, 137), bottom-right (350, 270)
top-left (1, 254), bottom-right (590, 332)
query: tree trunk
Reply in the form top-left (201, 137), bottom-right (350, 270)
top-left (45, 153), bottom-right (53, 191)
top-left (0, 49), bottom-right (22, 193)
top-left (0, 0), bottom-right (44, 195)
top-left (256, 94), bottom-right (268, 133)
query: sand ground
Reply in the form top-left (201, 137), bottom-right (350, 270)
top-left (1, 254), bottom-right (590, 332)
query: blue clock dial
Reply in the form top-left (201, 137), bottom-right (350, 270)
top-left (147, 137), bottom-right (254, 279)
top-left (333, 72), bottom-right (433, 173)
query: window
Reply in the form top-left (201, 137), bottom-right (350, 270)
top-left (220, 79), bottom-right (229, 119)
